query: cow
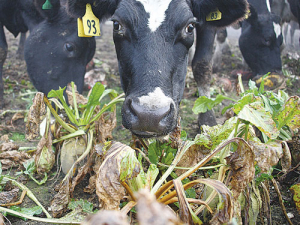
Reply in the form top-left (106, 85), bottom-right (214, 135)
top-left (288, 0), bottom-right (300, 44)
top-left (0, 0), bottom-right (96, 108)
top-left (271, 0), bottom-right (298, 47)
top-left (238, 0), bottom-right (283, 77)
top-left (66, 0), bottom-right (248, 138)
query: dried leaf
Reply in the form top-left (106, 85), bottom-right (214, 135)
top-left (11, 112), bottom-right (24, 123)
top-left (0, 150), bottom-right (31, 170)
top-left (95, 111), bottom-right (117, 143)
top-left (25, 92), bottom-right (46, 140)
top-left (66, 85), bottom-right (88, 107)
top-left (250, 140), bottom-right (283, 173)
top-left (136, 189), bottom-right (183, 225)
top-left (81, 210), bottom-right (129, 225)
top-left (50, 179), bottom-right (71, 218)
top-left (290, 183), bottom-right (300, 212)
top-left (176, 143), bottom-right (210, 176)
top-left (35, 128), bottom-right (55, 174)
top-left (0, 188), bottom-right (19, 205)
top-left (95, 142), bottom-right (136, 210)
top-left (226, 139), bottom-right (255, 224)
top-left (281, 141), bottom-right (292, 172)
top-left (0, 142), bottom-right (19, 152)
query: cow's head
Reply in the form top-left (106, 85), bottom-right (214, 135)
top-left (67, 0), bottom-right (247, 138)
top-left (24, 0), bottom-right (96, 94)
top-left (239, 4), bottom-right (283, 76)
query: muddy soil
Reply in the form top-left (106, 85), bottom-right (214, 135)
top-left (0, 22), bottom-right (300, 224)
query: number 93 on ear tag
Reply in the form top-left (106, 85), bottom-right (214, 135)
top-left (77, 3), bottom-right (100, 37)
top-left (206, 9), bottom-right (222, 21)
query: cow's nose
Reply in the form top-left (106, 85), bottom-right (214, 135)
top-left (123, 98), bottom-right (174, 136)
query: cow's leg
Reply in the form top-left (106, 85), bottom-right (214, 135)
top-left (192, 25), bottom-right (217, 127)
top-left (17, 32), bottom-right (26, 59)
top-left (0, 24), bottom-right (8, 108)
top-left (212, 28), bottom-right (229, 72)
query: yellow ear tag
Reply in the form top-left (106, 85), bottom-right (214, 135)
top-left (77, 18), bottom-right (92, 37)
top-left (82, 3), bottom-right (101, 36)
top-left (206, 9), bottom-right (222, 21)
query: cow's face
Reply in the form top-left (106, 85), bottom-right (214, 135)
top-left (239, 8), bottom-right (282, 75)
top-left (25, 12), bottom-right (95, 94)
top-left (67, 0), bottom-right (248, 138)
top-left (24, 3), bottom-right (96, 94)
top-left (111, 0), bottom-right (195, 137)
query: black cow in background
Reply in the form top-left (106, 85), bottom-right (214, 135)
top-left (0, 0), bottom-right (96, 108)
top-left (239, 0), bottom-right (283, 77)
top-left (67, 0), bottom-right (248, 138)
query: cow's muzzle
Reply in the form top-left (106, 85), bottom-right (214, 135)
top-left (122, 97), bottom-right (177, 138)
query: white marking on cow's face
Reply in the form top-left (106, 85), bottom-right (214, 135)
top-left (266, 0), bottom-right (271, 12)
top-left (273, 22), bottom-right (281, 38)
top-left (138, 87), bottom-right (173, 110)
top-left (136, 0), bottom-right (172, 32)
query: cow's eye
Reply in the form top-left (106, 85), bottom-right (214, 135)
top-left (113, 21), bottom-right (122, 31)
top-left (263, 38), bottom-right (271, 46)
top-left (64, 43), bottom-right (74, 52)
top-left (185, 23), bottom-right (195, 34)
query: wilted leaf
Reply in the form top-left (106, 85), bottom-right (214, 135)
top-left (237, 101), bottom-right (279, 139)
top-left (250, 140), bottom-right (283, 173)
top-left (290, 183), bottom-right (300, 212)
top-left (51, 179), bottom-right (71, 218)
top-left (81, 210), bottom-right (129, 225)
top-left (136, 189), bottom-right (183, 225)
top-left (281, 141), bottom-right (291, 172)
top-left (277, 96), bottom-right (300, 131)
top-left (35, 128), bottom-right (55, 174)
top-left (25, 92), bottom-right (46, 140)
top-left (0, 188), bottom-right (19, 204)
top-left (96, 142), bottom-right (136, 210)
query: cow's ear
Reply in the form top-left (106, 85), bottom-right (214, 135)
top-left (192, 0), bottom-right (248, 27)
top-left (244, 4), bottom-right (258, 27)
top-left (67, 0), bottom-right (119, 20)
top-left (33, 0), bottom-right (61, 21)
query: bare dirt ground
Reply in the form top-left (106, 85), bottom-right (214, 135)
top-left (0, 22), bottom-right (300, 224)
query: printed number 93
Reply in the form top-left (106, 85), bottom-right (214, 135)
top-left (87, 19), bottom-right (97, 34)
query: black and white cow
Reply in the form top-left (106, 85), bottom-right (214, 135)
top-left (288, 0), bottom-right (300, 44)
top-left (67, 0), bottom-right (248, 138)
top-left (271, 0), bottom-right (298, 47)
top-left (239, 0), bottom-right (283, 77)
top-left (0, 0), bottom-right (95, 108)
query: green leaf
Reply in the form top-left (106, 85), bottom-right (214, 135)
top-left (193, 95), bottom-right (236, 114)
top-left (8, 206), bottom-right (42, 221)
top-left (146, 164), bottom-right (159, 189)
top-left (277, 96), bottom-right (300, 131)
top-left (68, 199), bottom-right (94, 213)
top-left (237, 102), bottom-right (279, 139)
top-left (48, 87), bottom-right (78, 125)
top-left (148, 142), bottom-right (160, 165)
top-left (232, 94), bottom-right (255, 114)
